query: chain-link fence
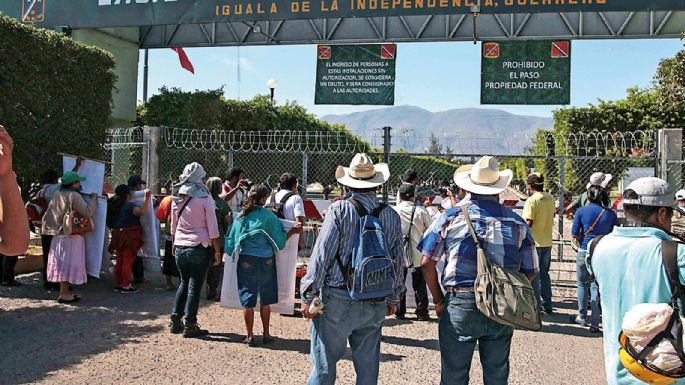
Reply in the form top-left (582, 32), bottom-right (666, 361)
top-left (105, 127), bottom-right (660, 299)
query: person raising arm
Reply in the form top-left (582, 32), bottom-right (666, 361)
top-left (0, 125), bottom-right (29, 256)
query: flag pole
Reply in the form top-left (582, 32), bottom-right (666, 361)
top-left (143, 49), bottom-right (149, 103)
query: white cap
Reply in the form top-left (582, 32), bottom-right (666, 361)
top-left (622, 177), bottom-right (674, 207)
top-left (676, 189), bottom-right (685, 201)
top-left (587, 172), bottom-right (613, 190)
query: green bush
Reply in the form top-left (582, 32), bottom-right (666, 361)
top-left (0, 16), bottom-right (116, 192)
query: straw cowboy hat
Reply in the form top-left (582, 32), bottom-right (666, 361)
top-left (453, 156), bottom-right (512, 195)
top-left (335, 153), bottom-right (390, 189)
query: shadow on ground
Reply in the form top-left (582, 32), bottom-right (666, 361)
top-left (0, 272), bottom-right (186, 385)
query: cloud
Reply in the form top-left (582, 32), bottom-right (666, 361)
top-left (221, 57), bottom-right (257, 73)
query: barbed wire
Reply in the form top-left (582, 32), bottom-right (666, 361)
top-left (161, 127), bottom-right (368, 153)
top-left (107, 126), bottom-right (656, 157)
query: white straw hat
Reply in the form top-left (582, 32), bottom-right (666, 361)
top-left (335, 153), bottom-right (390, 189)
top-left (453, 156), bottom-right (512, 195)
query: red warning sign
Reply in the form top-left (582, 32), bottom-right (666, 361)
top-left (318, 45), bottom-right (331, 60)
top-left (483, 42), bottom-right (500, 59)
top-left (551, 41), bottom-right (570, 58)
top-left (380, 44), bottom-right (396, 60)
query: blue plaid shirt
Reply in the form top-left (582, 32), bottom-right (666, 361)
top-left (300, 192), bottom-right (404, 305)
top-left (418, 195), bottom-right (539, 288)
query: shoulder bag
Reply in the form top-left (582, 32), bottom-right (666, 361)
top-left (63, 192), bottom-right (94, 236)
top-left (462, 203), bottom-right (542, 331)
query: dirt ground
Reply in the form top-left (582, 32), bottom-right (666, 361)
top-left (0, 271), bottom-right (606, 385)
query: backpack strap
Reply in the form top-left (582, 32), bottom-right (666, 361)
top-left (347, 198), bottom-right (369, 217)
top-left (370, 203), bottom-right (387, 218)
top-left (662, 240), bottom-right (683, 311)
top-left (280, 192), bottom-right (295, 205)
top-left (586, 235), bottom-right (605, 283)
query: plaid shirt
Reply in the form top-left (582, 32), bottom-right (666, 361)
top-left (417, 195), bottom-right (539, 288)
top-left (300, 191), bottom-right (404, 305)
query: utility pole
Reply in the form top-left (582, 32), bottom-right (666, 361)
top-left (143, 49), bottom-right (149, 103)
top-left (382, 126), bottom-right (392, 203)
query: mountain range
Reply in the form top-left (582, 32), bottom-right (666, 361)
top-left (320, 106), bottom-right (553, 155)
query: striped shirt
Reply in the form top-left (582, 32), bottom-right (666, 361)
top-left (300, 191), bottom-right (404, 305)
top-left (418, 195), bottom-right (539, 288)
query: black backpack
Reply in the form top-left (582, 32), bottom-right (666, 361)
top-left (266, 191), bottom-right (295, 219)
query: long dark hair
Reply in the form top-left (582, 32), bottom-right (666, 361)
top-left (106, 185), bottom-right (131, 228)
top-left (240, 184), bottom-right (271, 219)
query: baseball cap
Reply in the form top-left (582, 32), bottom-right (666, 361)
top-left (61, 171), bottom-right (86, 184)
top-left (676, 189), bottom-right (685, 201)
top-left (587, 172), bottom-right (613, 190)
top-left (622, 177), bottom-right (674, 207)
top-left (526, 173), bottom-right (544, 186)
top-left (127, 175), bottom-right (146, 187)
top-left (398, 184), bottom-right (416, 201)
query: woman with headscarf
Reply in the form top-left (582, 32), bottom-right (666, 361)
top-left (169, 162), bottom-right (221, 338)
top-left (205, 177), bottom-right (232, 301)
top-left (42, 171), bottom-right (98, 303)
top-left (225, 184), bottom-right (298, 346)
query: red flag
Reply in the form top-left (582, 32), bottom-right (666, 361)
top-left (171, 48), bottom-right (195, 74)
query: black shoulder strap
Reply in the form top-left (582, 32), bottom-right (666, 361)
top-left (371, 203), bottom-right (387, 218)
top-left (662, 240), bottom-right (683, 306)
top-left (177, 197), bottom-right (193, 219)
top-left (586, 234), bottom-right (605, 283)
top-left (347, 198), bottom-right (369, 217)
top-left (280, 192), bottom-right (295, 205)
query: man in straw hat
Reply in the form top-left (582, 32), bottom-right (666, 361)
top-left (418, 156), bottom-right (539, 385)
top-left (589, 177), bottom-right (685, 385)
top-left (300, 153), bottom-right (404, 385)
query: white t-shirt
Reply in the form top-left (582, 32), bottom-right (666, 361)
top-left (267, 189), bottom-right (305, 221)
top-left (441, 196), bottom-right (455, 210)
top-left (221, 182), bottom-right (245, 213)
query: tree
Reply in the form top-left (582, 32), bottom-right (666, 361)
top-left (427, 132), bottom-right (443, 154)
top-left (655, 48), bottom-right (685, 109)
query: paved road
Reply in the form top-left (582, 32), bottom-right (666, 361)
top-left (0, 272), bottom-right (606, 385)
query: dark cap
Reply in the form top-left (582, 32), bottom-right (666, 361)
top-left (127, 175), bottom-right (146, 187)
top-left (526, 173), bottom-right (544, 186)
top-left (114, 184), bottom-right (132, 197)
top-left (399, 184), bottom-right (416, 201)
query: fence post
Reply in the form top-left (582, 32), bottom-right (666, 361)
top-left (142, 126), bottom-right (161, 194)
top-left (657, 128), bottom-right (683, 187)
top-left (302, 152), bottom-right (308, 199)
top-left (382, 126), bottom-right (392, 203)
top-left (227, 150), bottom-right (234, 172)
top-left (557, 156), bottom-right (566, 262)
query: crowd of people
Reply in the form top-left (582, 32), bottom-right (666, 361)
top-left (5, 121), bottom-right (685, 384)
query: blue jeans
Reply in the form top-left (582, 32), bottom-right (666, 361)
top-left (439, 292), bottom-right (514, 385)
top-left (576, 250), bottom-right (600, 328)
top-left (307, 288), bottom-right (387, 385)
top-left (531, 246), bottom-right (553, 311)
top-left (172, 245), bottom-right (212, 324)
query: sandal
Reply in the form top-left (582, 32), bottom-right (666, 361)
top-left (242, 336), bottom-right (256, 346)
top-left (57, 295), bottom-right (81, 304)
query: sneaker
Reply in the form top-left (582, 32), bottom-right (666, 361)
top-left (590, 326), bottom-right (602, 334)
top-left (416, 314), bottom-right (431, 321)
top-left (119, 286), bottom-right (139, 293)
top-left (183, 323), bottom-right (209, 338)
top-left (114, 287), bottom-right (122, 292)
top-left (170, 315), bottom-right (184, 334)
top-left (544, 308), bottom-right (554, 315)
top-left (570, 315), bottom-right (588, 326)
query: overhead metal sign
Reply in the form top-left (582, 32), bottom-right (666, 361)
top-left (481, 40), bottom-right (571, 105)
top-left (315, 44), bottom-right (397, 105)
top-left (3, 0), bottom-right (685, 29)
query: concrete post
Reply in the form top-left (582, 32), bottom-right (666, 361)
top-left (302, 152), bottom-right (308, 199)
top-left (557, 157), bottom-right (566, 262)
top-left (142, 126), bottom-right (161, 194)
top-left (658, 128), bottom-right (683, 188)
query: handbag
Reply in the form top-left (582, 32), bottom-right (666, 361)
top-left (63, 192), bottom-right (94, 236)
top-left (462, 203), bottom-right (542, 331)
top-left (571, 208), bottom-right (606, 252)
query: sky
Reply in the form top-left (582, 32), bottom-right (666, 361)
top-left (137, 39), bottom-right (684, 118)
